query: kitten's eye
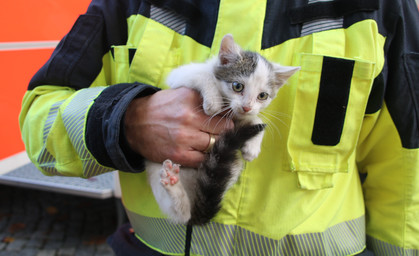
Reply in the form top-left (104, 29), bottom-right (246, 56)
top-left (232, 81), bottom-right (244, 92)
top-left (258, 92), bottom-right (269, 100)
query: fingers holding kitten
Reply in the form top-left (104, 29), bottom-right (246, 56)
top-left (123, 87), bottom-right (233, 168)
top-left (198, 112), bottom-right (234, 136)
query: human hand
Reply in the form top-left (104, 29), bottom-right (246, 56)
top-left (124, 87), bottom-right (234, 168)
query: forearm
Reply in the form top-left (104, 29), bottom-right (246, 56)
top-left (19, 83), bottom-right (159, 177)
top-left (85, 83), bottom-right (159, 173)
top-left (20, 85), bottom-right (107, 177)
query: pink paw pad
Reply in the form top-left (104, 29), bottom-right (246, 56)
top-left (160, 160), bottom-right (180, 186)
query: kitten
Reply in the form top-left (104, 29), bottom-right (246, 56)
top-left (146, 34), bottom-right (300, 225)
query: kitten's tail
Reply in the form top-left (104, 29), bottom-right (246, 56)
top-left (188, 124), bottom-right (266, 225)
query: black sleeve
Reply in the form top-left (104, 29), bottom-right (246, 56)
top-left (85, 83), bottom-right (160, 173)
top-left (381, 0), bottom-right (419, 149)
top-left (28, 0), bottom-right (138, 90)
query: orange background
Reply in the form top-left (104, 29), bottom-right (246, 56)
top-left (0, 0), bottom-right (91, 160)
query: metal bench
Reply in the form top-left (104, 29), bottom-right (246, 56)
top-left (0, 151), bottom-right (119, 199)
top-left (0, 151), bottom-right (127, 224)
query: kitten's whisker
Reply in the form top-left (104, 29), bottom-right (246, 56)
top-left (259, 113), bottom-right (282, 140)
top-left (192, 104), bottom-right (205, 115)
top-left (263, 110), bottom-right (291, 119)
top-left (202, 106), bottom-right (233, 132)
top-left (213, 108), bottom-right (234, 131)
top-left (261, 111), bottom-right (290, 129)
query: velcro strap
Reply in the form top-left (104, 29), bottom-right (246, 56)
top-left (311, 56), bottom-right (355, 146)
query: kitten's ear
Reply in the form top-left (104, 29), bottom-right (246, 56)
top-left (274, 65), bottom-right (301, 86)
top-left (219, 34), bottom-right (242, 65)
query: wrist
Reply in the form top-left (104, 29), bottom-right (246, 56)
top-left (86, 83), bottom-right (159, 172)
top-left (123, 95), bottom-right (151, 153)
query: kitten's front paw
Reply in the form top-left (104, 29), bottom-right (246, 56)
top-left (241, 142), bottom-right (261, 161)
top-left (160, 160), bottom-right (180, 186)
top-left (203, 100), bottom-right (221, 116)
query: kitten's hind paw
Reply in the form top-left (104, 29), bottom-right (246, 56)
top-left (160, 160), bottom-right (180, 186)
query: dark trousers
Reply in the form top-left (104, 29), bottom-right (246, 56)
top-left (107, 223), bottom-right (164, 256)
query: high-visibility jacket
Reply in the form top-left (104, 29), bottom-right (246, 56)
top-left (19, 0), bottom-right (419, 255)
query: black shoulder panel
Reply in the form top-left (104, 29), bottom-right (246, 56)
top-left (146, 0), bottom-right (200, 21)
top-left (146, 0), bottom-right (220, 48)
top-left (289, 0), bottom-right (379, 24)
top-left (185, 0), bottom-right (220, 48)
top-left (380, 0), bottom-right (419, 149)
top-left (262, 0), bottom-right (301, 49)
top-left (262, 0), bottom-right (380, 49)
top-left (28, 0), bottom-right (140, 90)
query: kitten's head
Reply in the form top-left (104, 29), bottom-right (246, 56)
top-left (214, 34), bottom-right (300, 121)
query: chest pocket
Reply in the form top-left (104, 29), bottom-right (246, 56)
top-left (109, 4), bottom-right (186, 88)
top-left (128, 20), bottom-right (177, 87)
top-left (109, 23), bottom-right (177, 88)
top-left (288, 53), bottom-right (375, 190)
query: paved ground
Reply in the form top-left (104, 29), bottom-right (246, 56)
top-left (0, 185), bottom-right (119, 256)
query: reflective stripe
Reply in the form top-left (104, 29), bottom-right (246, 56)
top-left (62, 89), bottom-right (100, 159)
top-left (38, 87), bottom-right (113, 177)
top-left (127, 210), bottom-right (187, 254)
top-left (37, 149), bottom-right (60, 176)
top-left (150, 5), bottom-right (186, 35)
top-left (43, 100), bottom-right (64, 142)
top-left (367, 236), bottom-right (419, 256)
top-left (38, 100), bottom-right (65, 175)
top-left (127, 209), bottom-right (365, 256)
top-left (301, 17), bottom-right (344, 36)
top-left (301, 0), bottom-right (343, 36)
top-left (61, 87), bottom-right (114, 177)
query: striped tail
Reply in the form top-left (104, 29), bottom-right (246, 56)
top-left (188, 124), bottom-right (266, 225)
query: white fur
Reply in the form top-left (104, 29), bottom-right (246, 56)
top-left (145, 34), bottom-right (299, 224)
top-left (146, 160), bottom-right (195, 223)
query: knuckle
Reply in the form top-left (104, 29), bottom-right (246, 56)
top-left (171, 129), bottom-right (188, 143)
top-left (177, 108), bottom-right (196, 124)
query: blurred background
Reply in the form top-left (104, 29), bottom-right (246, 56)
top-left (0, 0), bottom-right (91, 161)
top-left (0, 1), bottom-right (119, 256)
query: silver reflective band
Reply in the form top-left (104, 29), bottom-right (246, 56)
top-left (301, 0), bottom-right (343, 36)
top-left (301, 18), bottom-right (344, 36)
top-left (127, 209), bottom-right (366, 256)
top-left (62, 87), bottom-right (114, 177)
top-left (150, 5), bottom-right (186, 35)
top-left (38, 100), bottom-right (65, 176)
top-left (39, 87), bottom-right (113, 177)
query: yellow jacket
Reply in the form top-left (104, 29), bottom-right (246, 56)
top-left (20, 0), bottom-right (419, 255)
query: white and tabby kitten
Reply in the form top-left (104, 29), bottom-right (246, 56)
top-left (146, 34), bottom-right (299, 225)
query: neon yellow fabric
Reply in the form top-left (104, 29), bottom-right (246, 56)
top-left (358, 104), bottom-right (419, 251)
top-left (20, 85), bottom-right (113, 178)
top-left (116, 15), bottom-right (388, 254)
top-left (19, 0), bottom-right (419, 254)
top-left (126, 209), bottom-right (365, 255)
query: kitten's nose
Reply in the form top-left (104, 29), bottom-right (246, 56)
top-left (242, 106), bottom-right (251, 113)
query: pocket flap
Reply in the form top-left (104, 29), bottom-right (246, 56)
top-left (288, 54), bottom-right (375, 189)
